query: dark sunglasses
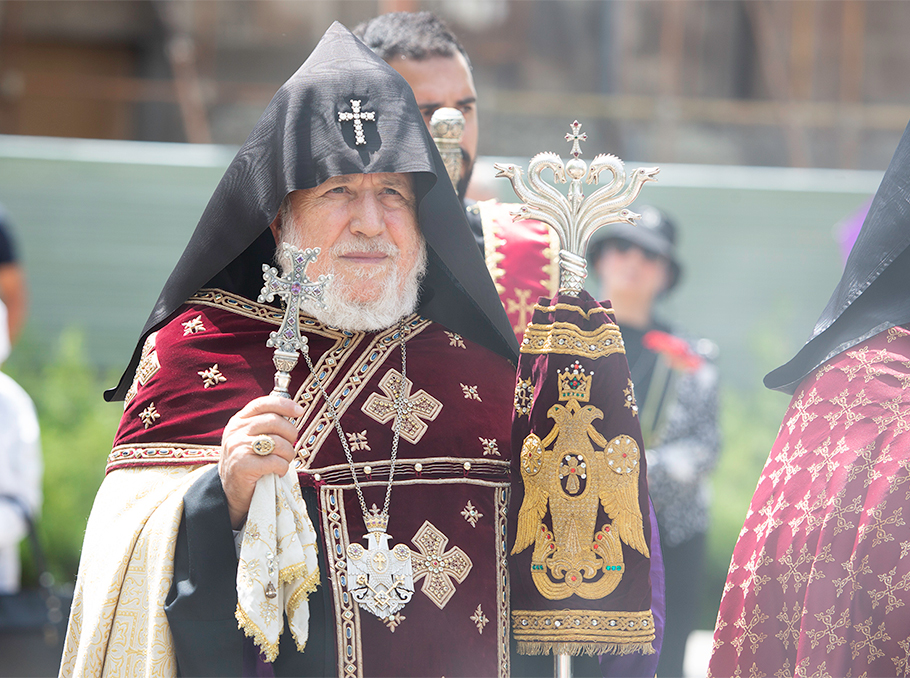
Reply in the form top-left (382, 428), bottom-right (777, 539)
top-left (608, 239), bottom-right (663, 262)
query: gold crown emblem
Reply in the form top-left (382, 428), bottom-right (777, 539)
top-left (364, 505), bottom-right (389, 534)
top-left (557, 361), bottom-right (592, 402)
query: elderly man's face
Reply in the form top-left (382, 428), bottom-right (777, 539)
top-left (274, 173), bottom-right (423, 307)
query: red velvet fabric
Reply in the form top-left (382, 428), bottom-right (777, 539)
top-left (475, 201), bottom-right (558, 338)
top-left (509, 291), bottom-right (654, 653)
top-left (709, 324), bottom-right (910, 678)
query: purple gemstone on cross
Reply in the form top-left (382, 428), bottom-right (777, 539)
top-left (291, 282), bottom-right (301, 294)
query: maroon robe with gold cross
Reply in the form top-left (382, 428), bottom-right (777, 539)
top-left (109, 288), bottom-right (518, 677)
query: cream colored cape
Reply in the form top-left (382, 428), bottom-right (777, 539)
top-left (60, 465), bottom-right (209, 677)
top-left (61, 464), bottom-right (321, 677)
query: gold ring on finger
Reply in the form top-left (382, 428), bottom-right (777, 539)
top-left (252, 435), bottom-right (275, 456)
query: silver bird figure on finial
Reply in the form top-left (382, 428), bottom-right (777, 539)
top-left (494, 120), bottom-right (660, 295)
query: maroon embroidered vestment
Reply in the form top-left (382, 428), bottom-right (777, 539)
top-left (111, 289), bottom-right (518, 677)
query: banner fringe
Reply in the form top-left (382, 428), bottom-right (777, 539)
top-left (516, 641), bottom-right (655, 657)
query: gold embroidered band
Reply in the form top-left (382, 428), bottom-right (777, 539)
top-left (511, 609), bottom-right (655, 656)
top-left (532, 302), bottom-right (616, 320)
top-left (520, 321), bottom-right (625, 359)
top-left (106, 444), bottom-right (220, 473)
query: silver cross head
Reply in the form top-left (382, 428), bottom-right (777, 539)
top-left (259, 243), bottom-right (332, 397)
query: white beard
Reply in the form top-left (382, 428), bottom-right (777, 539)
top-left (276, 233), bottom-right (428, 332)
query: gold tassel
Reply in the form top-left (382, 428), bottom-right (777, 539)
top-left (517, 641), bottom-right (655, 657)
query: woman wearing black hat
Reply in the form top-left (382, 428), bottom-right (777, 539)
top-left (589, 206), bottom-right (721, 678)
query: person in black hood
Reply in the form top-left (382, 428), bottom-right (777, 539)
top-left (62, 23), bottom-right (528, 678)
top-left (709, 120), bottom-right (910, 678)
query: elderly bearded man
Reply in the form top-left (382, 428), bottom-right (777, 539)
top-left (61, 24), bottom-right (521, 678)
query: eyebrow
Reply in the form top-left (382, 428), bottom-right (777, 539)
top-left (381, 176), bottom-right (414, 191)
top-left (418, 96), bottom-right (477, 112)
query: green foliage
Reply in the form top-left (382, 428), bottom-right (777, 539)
top-left (5, 328), bottom-right (121, 587)
top-left (697, 308), bottom-right (796, 630)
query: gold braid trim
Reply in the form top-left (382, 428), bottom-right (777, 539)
top-left (512, 609), bottom-right (655, 656)
top-left (279, 561), bottom-right (317, 587)
top-left (520, 321), bottom-right (625, 358)
top-left (106, 444), bottom-right (220, 472)
top-left (189, 288), bottom-right (348, 341)
top-left (191, 289), bottom-right (286, 324)
top-left (532, 302), bottom-right (616, 319)
top-left (235, 604), bottom-right (281, 663)
top-left (235, 568), bottom-right (320, 661)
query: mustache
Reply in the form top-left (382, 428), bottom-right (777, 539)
top-left (330, 236), bottom-right (399, 258)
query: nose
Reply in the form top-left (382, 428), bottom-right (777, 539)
top-left (349, 191), bottom-right (386, 238)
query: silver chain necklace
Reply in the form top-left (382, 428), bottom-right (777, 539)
top-left (300, 319), bottom-right (415, 621)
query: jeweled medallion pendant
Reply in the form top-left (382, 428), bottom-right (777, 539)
top-left (346, 531), bottom-right (415, 619)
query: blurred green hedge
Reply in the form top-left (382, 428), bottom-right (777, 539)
top-left (7, 328), bottom-right (121, 587)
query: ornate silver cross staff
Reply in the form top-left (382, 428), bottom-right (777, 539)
top-left (494, 120), bottom-right (660, 294)
top-left (258, 243), bottom-right (332, 397)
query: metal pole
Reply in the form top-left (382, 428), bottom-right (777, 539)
top-left (555, 653), bottom-right (573, 678)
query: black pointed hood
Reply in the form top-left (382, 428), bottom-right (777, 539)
top-left (106, 22), bottom-right (517, 401)
top-left (764, 120), bottom-right (910, 394)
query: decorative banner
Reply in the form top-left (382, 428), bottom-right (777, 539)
top-left (508, 292), bottom-right (655, 657)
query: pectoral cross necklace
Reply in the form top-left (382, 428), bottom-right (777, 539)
top-left (301, 323), bottom-right (415, 621)
top-left (262, 242), bottom-right (415, 621)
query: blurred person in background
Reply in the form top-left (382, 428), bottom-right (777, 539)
top-left (0, 204), bottom-right (28, 344)
top-left (589, 206), bottom-right (720, 678)
top-left (353, 12), bottom-right (559, 337)
top-left (709, 121), bottom-right (910, 678)
top-left (356, 12), bottom-right (666, 678)
top-left (0, 298), bottom-right (42, 593)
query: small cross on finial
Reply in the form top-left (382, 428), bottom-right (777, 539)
top-left (565, 120), bottom-right (587, 158)
top-left (339, 99), bottom-right (376, 146)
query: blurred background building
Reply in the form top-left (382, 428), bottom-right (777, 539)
top-left (0, 0), bottom-right (907, 169)
top-left (0, 2), bottom-right (906, 675)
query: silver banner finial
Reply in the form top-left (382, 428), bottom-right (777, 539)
top-left (495, 120), bottom-right (660, 295)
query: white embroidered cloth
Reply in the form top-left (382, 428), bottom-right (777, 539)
top-left (236, 468), bottom-right (319, 662)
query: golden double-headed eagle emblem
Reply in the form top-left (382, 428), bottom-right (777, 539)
top-left (512, 361), bottom-right (649, 600)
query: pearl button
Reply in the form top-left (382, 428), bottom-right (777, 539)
top-left (364, 466), bottom-right (372, 475)
top-left (414, 463), bottom-right (423, 472)
top-left (314, 473), bottom-right (321, 481)
top-left (463, 462), bottom-right (471, 471)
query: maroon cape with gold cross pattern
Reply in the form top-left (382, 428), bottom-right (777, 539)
top-left (709, 324), bottom-right (910, 678)
top-left (108, 288), bottom-right (519, 677)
